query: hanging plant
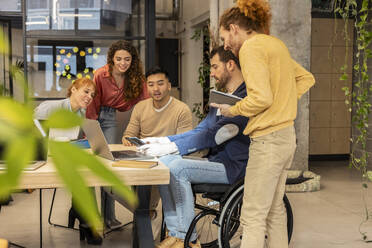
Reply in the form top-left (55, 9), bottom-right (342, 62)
top-left (191, 23), bottom-right (211, 122)
top-left (335, 0), bottom-right (372, 241)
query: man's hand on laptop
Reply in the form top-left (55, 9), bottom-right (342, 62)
top-left (141, 136), bottom-right (171, 145)
top-left (122, 136), bottom-right (135, 146)
top-left (138, 142), bottom-right (178, 157)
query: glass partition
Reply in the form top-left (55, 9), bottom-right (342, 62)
top-left (25, 0), bottom-right (149, 99)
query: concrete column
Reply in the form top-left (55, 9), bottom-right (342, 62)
top-left (209, 0), bottom-right (236, 45)
top-left (269, 0), bottom-right (312, 171)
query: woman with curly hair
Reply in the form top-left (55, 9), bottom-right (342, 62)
top-left (211, 0), bottom-right (315, 247)
top-left (86, 40), bottom-right (149, 228)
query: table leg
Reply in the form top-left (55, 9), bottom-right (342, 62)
top-left (132, 186), bottom-right (154, 248)
top-left (39, 189), bottom-right (43, 248)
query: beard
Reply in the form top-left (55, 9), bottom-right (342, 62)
top-left (215, 69), bottom-right (230, 92)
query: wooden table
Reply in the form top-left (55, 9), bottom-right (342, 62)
top-left (18, 144), bottom-right (169, 188)
top-left (13, 144), bottom-right (170, 248)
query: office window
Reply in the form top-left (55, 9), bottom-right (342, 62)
top-left (0, 0), bottom-right (22, 12)
top-left (25, 0), bottom-right (150, 99)
top-left (27, 39), bottom-right (144, 98)
top-left (26, 0), bottom-right (144, 36)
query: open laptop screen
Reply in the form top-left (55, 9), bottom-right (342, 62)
top-left (0, 138), bottom-right (47, 162)
top-left (0, 119), bottom-right (48, 162)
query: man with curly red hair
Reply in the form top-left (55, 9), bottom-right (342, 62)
top-left (211, 0), bottom-right (315, 247)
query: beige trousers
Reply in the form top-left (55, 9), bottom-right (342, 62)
top-left (240, 126), bottom-right (296, 248)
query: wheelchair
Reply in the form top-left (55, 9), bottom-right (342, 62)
top-left (162, 177), bottom-right (295, 248)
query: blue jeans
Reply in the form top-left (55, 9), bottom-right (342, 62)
top-left (98, 106), bottom-right (117, 144)
top-left (98, 106), bottom-right (117, 222)
top-left (159, 155), bottom-right (229, 241)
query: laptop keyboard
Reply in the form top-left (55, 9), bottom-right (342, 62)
top-left (111, 151), bottom-right (154, 160)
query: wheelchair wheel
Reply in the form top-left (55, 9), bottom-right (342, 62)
top-left (192, 194), bottom-right (220, 248)
top-left (218, 189), bottom-right (293, 248)
top-left (219, 191), bottom-right (244, 248)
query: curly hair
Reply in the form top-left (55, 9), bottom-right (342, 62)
top-left (107, 40), bottom-right (146, 101)
top-left (220, 0), bottom-right (272, 35)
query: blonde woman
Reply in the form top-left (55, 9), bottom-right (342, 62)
top-left (34, 78), bottom-right (102, 245)
top-left (35, 77), bottom-right (96, 119)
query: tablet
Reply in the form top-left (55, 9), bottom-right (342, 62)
top-left (209, 90), bottom-right (242, 105)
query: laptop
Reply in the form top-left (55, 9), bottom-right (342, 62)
top-left (0, 119), bottom-right (47, 171)
top-left (82, 119), bottom-right (154, 161)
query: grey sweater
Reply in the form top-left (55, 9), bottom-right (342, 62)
top-left (34, 98), bottom-right (85, 120)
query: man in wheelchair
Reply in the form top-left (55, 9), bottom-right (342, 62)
top-left (140, 46), bottom-right (250, 248)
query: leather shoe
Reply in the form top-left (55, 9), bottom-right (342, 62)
top-left (156, 236), bottom-right (179, 248)
top-left (170, 239), bottom-right (201, 248)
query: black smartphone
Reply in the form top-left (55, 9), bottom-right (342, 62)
top-left (125, 137), bottom-right (145, 146)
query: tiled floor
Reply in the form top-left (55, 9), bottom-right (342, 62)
top-left (1, 160), bottom-right (372, 247)
top-left (288, 160), bottom-right (372, 248)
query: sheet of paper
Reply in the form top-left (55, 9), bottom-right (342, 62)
top-left (49, 126), bottom-right (80, 141)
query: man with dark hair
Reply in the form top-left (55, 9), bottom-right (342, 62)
top-left (210, 46), bottom-right (240, 92)
top-left (122, 66), bottom-right (192, 234)
top-left (141, 47), bottom-right (250, 248)
top-left (122, 66), bottom-right (192, 144)
top-left (210, 45), bottom-right (241, 69)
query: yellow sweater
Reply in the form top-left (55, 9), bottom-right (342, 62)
top-left (229, 34), bottom-right (315, 138)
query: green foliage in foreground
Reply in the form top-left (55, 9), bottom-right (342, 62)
top-left (0, 33), bottom-right (137, 231)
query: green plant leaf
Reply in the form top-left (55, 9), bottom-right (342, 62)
top-left (0, 120), bottom-right (20, 141)
top-left (0, 135), bottom-right (36, 199)
top-left (67, 143), bottom-right (137, 207)
top-left (9, 65), bottom-right (31, 104)
top-left (45, 109), bottom-right (82, 129)
top-left (360, 0), bottom-right (369, 12)
top-left (50, 141), bottom-right (102, 230)
top-left (0, 98), bottom-right (33, 130)
top-left (0, 27), bottom-right (9, 56)
top-left (49, 141), bottom-right (137, 229)
top-left (340, 73), bottom-right (348, 81)
top-left (366, 171), bottom-right (372, 182)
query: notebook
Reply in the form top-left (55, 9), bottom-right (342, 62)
top-left (0, 119), bottom-right (47, 171)
top-left (82, 119), bottom-right (154, 161)
top-left (112, 160), bottom-right (158, 169)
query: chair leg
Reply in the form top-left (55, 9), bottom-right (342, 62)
top-left (47, 188), bottom-right (56, 226)
top-left (8, 242), bottom-right (25, 248)
top-left (47, 188), bottom-right (78, 230)
top-left (102, 188), bottom-right (133, 237)
top-left (160, 208), bottom-right (166, 241)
